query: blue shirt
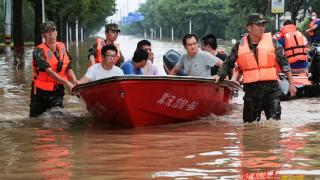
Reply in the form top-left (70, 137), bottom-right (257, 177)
top-left (120, 60), bottom-right (143, 75)
top-left (278, 37), bottom-right (285, 47)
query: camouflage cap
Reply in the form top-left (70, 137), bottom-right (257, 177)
top-left (105, 23), bottom-right (121, 32)
top-left (40, 21), bottom-right (56, 33)
top-left (247, 13), bottom-right (269, 26)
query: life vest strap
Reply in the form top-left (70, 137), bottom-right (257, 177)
top-left (286, 52), bottom-right (308, 58)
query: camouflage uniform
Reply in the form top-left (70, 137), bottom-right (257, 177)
top-left (88, 23), bottom-right (124, 66)
top-left (217, 14), bottom-right (292, 123)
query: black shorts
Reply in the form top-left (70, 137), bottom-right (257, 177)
top-left (243, 96), bottom-right (281, 123)
top-left (29, 85), bottom-right (65, 117)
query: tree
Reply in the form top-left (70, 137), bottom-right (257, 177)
top-left (13, 0), bottom-right (24, 50)
top-left (285, 0), bottom-right (308, 23)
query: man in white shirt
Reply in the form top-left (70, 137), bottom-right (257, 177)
top-left (137, 40), bottom-right (159, 75)
top-left (79, 44), bottom-right (124, 84)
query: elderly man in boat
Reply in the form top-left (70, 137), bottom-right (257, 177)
top-left (169, 34), bottom-right (223, 77)
top-left (79, 44), bottom-right (124, 83)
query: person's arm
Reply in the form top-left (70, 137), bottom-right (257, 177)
top-left (214, 58), bottom-right (224, 67)
top-left (169, 54), bottom-right (184, 75)
top-left (306, 20), bottom-right (319, 33)
top-left (78, 76), bottom-right (89, 84)
top-left (65, 50), bottom-right (79, 85)
top-left (66, 69), bottom-right (78, 85)
top-left (45, 67), bottom-right (74, 93)
top-left (169, 65), bottom-right (180, 75)
top-left (273, 39), bottom-right (297, 96)
top-left (213, 42), bottom-right (239, 82)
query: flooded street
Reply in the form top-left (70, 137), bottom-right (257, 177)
top-left (0, 35), bottom-right (320, 179)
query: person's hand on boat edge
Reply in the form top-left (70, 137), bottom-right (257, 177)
top-left (65, 81), bottom-right (75, 94)
top-left (212, 75), bottom-right (221, 83)
top-left (289, 83), bottom-right (297, 97)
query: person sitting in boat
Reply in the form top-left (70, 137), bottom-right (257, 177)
top-left (278, 20), bottom-right (309, 74)
top-left (120, 49), bottom-right (148, 75)
top-left (137, 40), bottom-right (159, 75)
top-left (212, 13), bottom-right (297, 123)
top-left (201, 34), bottom-right (228, 75)
top-left (169, 33), bottom-right (223, 77)
top-left (78, 44), bottom-right (124, 83)
top-left (88, 23), bottom-right (124, 67)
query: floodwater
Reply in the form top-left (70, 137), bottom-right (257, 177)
top-left (0, 34), bottom-right (320, 179)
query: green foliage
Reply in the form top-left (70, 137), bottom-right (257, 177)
top-left (126, 0), bottom-right (230, 40)
top-left (22, 1), bottom-right (35, 42)
top-left (123, 0), bottom-right (316, 41)
top-left (43, 0), bottom-right (116, 34)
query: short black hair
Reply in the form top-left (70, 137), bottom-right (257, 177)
top-left (136, 40), bottom-right (151, 49)
top-left (101, 44), bottom-right (118, 56)
top-left (283, 20), bottom-right (293, 26)
top-left (182, 34), bottom-right (198, 46)
top-left (132, 48), bottom-right (148, 63)
top-left (201, 34), bottom-right (217, 50)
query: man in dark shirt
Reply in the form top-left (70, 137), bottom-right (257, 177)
top-left (201, 34), bottom-right (227, 75)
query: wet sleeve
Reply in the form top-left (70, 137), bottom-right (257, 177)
top-left (88, 42), bottom-right (97, 59)
top-left (33, 48), bottom-right (50, 71)
top-left (273, 39), bottom-right (291, 72)
top-left (216, 43), bottom-right (239, 79)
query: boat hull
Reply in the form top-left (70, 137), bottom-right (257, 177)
top-left (73, 76), bottom-right (240, 127)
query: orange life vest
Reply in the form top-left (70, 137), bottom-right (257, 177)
top-left (32, 42), bottom-right (70, 91)
top-left (236, 33), bottom-right (278, 84)
top-left (280, 25), bottom-right (308, 64)
top-left (309, 18), bottom-right (320, 36)
top-left (95, 38), bottom-right (121, 64)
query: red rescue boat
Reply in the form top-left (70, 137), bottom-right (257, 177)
top-left (73, 76), bottom-right (241, 127)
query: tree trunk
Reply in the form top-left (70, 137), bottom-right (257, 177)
top-left (13, 0), bottom-right (24, 50)
top-left (34, 0), bottom-right (43, 46)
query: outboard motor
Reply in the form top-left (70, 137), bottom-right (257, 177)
top-left (163, 49), bottom-right (186, 75)
top-left (309, 43), bottom-right (320, 85)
